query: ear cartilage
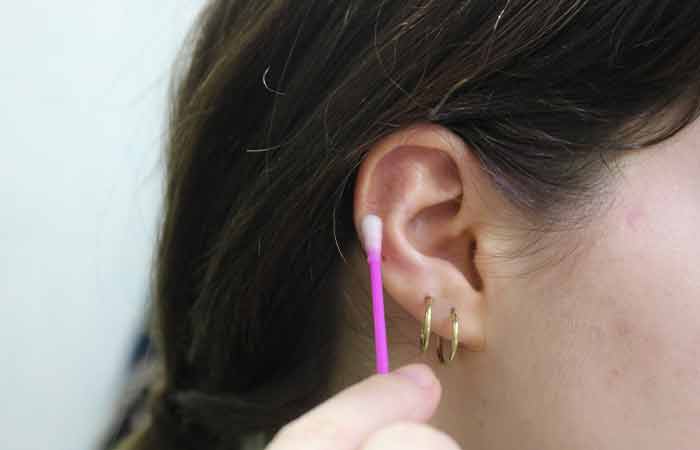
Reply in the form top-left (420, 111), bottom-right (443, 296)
top-left (361, 214), bottom-right (389, 374)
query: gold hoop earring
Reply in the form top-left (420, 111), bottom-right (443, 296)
top-left (419, 296), bottom-right (432, 352)
top-left (437, 307), bottom-right (459, 364)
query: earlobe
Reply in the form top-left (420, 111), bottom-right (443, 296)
top-left (353, 122), bottom-right (493, 352)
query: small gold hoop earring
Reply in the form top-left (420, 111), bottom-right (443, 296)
top-left (419, 296), bottom-right (432, 352)
top-left (437, 308), bottom-right (459, 364)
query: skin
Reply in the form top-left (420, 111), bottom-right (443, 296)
top-left (322, 117), bottom-right (699, 449)
top-left (267, 364), bottom-right (454, 450)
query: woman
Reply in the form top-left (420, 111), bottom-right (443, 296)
top-left (113, 0), bottom-right (700, 449)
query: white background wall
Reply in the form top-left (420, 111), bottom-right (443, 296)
top-left (1, 2), bottom-right (205, 449)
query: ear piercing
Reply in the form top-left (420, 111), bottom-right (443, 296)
top-left (420, 295), bottom-right (459, 364)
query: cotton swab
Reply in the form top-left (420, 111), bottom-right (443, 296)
top-left (361, 214), bottom-right (389, 374)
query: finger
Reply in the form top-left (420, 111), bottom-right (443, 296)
top-left (361, 421), bottom-right (462, 450)
top-left (265, 363), bottom-right (441, 450)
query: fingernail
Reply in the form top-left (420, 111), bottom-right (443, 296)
top-left (393, 364), bottom-right (435, 389)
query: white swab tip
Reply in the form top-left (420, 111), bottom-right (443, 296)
top-left (361, 214), bottom-right (383, 253)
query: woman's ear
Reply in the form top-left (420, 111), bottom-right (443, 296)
top-left (353, 122), bottom-right (511, 352)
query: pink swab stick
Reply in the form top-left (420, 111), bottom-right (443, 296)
top-left (361, 214), bottom-right (389, 374)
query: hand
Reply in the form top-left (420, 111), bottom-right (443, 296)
top-left (265, 363), bottom-right (462, 450)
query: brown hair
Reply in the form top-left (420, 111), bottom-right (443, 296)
top-left (121, 1), bottom-right (700, 449)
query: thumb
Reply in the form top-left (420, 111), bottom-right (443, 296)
top-left (266, 363), bottom-right (441, 450)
